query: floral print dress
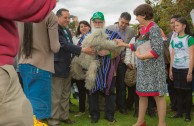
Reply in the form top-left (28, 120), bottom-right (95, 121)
top-left (130, 22), bottom-right (166, 96)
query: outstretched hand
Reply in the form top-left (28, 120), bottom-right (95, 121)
top-left (114, 39), bottom-right (128, 47)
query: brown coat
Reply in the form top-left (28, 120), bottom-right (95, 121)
top-left (18, 12), bottom-right (60, 73)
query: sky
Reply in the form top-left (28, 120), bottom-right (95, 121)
top-left (53, 0), bottom-right (146, 26)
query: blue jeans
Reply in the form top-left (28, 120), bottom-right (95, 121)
top-left (18, 64), bottom-right (52, 119)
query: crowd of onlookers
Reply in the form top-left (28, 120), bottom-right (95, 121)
top-left (1, 0), bottom-right (194, 126)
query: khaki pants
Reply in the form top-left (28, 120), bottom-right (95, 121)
top-left (48, 75), bottom-right (71, 125)
top-left (0, 65), bottom-right (33, 126)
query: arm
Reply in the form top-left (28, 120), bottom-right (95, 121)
top-left (0, 0), bottom-right (56, 22)
top-left (59, 33), bottom-right (95, 55)
top-left (137, 26), bottom-right (163, 60)
top-left (187, 42), bottom-right (194, 82)
top-left (47, 12), bottom-right (60, 53)
top-left (169, 49), bottom-right (174, 80)
top-left (59, 34), bottom-right (82, 55)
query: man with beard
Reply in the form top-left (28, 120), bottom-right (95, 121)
top-left (88, 12), bottom-right (122, 123)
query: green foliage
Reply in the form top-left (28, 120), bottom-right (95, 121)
top-left (145, 0), bottom-right (194, 34)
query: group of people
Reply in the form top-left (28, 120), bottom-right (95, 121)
top-left (0, 1), bottom-right (194, 126)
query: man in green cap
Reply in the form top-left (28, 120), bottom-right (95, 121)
top-left (88, 11), bottom-right (122, 123)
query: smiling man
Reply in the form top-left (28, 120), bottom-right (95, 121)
top-left (106, 12), bottom-right (135, 115)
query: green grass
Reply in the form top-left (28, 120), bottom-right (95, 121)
top-left (58, 96), bottom-right (194, 126)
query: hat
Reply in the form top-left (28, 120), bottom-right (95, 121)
top-left (92, 12), bottom-right (104, 21)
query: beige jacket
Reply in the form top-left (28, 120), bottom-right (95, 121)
top-left (18, 12), bottom-right (60, 73)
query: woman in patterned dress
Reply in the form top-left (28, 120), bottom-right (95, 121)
top-left (117, 4), bottom-right (166, 126)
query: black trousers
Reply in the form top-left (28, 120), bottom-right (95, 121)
top-left (89, 77), bottom-right (116, 119)
top-left (166, 64), bottom-right (177, 110)
top-left (176, 89), bottom-right (192, 116)
top-left (116, 62), bottom-right (127, 111)
top-left (127, 85), bottom-right (138, 110)
top-left (75, 79), bottom-right (87, 112)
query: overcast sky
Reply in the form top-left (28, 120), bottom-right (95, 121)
top-left (53, 0), bottom-right (145, 26)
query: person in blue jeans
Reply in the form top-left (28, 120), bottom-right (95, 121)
top-left (18, 11), bottom-right (60, 120)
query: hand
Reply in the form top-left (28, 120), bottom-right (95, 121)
top-left (127, 63), bottom-right (134, 70)
top-left (187, 74), bottom-right (192, 82)
top-left (115, 39), bottom-right (128, 47)
top-left (135, 48), bottom-right (144, 60)
top-left (81, 46), bottom-right (96, 55)
top-left (169, 70), bottom-right (173, 80)
top-left (98, 50), bottom-right (109, 56)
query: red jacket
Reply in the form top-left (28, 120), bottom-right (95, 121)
top-left (0, 0), bottom-right (56, 66)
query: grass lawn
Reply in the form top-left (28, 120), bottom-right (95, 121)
top-left (58, 96), bottom-right (194, 126)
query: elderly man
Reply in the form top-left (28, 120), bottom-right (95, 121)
top-left (88, 12), bottom-right (122, 123)
top-left (106, 12), bottom-right (135, 114)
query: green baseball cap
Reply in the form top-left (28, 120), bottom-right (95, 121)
top-left (92, 12), bottom-right (104, 21)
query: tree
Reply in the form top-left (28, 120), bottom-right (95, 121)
top-left (145, 0), bottom-right (194, 34)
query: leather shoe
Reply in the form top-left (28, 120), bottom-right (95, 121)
top-left (170, 114), bottom-right (183, 118)
top-left (91, 118), bottom-right (98, 123)
top-left (61, 119), bottom-right (75, 124)
top-left (185, 115), bottom-right (191, 122)
top-left (105, 116), bottom-right (116, 123)
top-left (119, 109), bottom-right (128, 115)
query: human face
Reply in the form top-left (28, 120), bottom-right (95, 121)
top-left (92, 19), bottom-right (104, 28)
top-left (170, 18), bottom-right (176, 31)
top-left (80, 24), bottom-right (90, 35)
top-left (136, 15), bottom-right (145, 25)
top-left (118, 18), bottom-right (129, 30)
top-left (174, 21), bottom-right (186, 34)
top-left (58, 11), bottom-right (70, 27)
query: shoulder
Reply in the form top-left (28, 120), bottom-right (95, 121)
top-left (106, 24), bottom-right (116, 31)
top-left (126, 26), bottom-right (135, 31)
top-left (150, 23), bottom-right (161, 33)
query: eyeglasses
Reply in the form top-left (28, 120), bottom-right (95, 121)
top-left (93, 21), bottom-right (103, 24)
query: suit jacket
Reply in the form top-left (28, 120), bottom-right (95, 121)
top-left (54, 25), bottom-right (81, 78)
top-left (106, 24), bottom-right (135, 63)
top-left (106, 24), bottom-right (135, 43)
top-left (166, 31), bottom-right (173, 45)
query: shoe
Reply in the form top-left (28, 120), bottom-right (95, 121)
top-left (75, 112), bottom-right (85, 117)
top-left (91, 118), bottom-right (98, 123)
top-left (141, 121), bottom-right (146, 126)
top-left (61, 119), bottom-right (75, 124)
top-left (105, 116), bottom-right (116, 123)
top-left (148, 110), bottom-right (156, 117)
top-left (170, 114), bottom-right (183, 118)
top-left (185, 115), bottom-right (191, 122)
top-left (69, 109), bottom-right (75, 113)
top-left (133, 121), bottom-right (146, 126)
top-left (33, 116), bottom-right (48, 126)
top-left (133, 109), bottom-right (138, 117)
top-left (119, 109), bottom-right (128, 115)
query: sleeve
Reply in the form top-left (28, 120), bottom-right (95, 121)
top-left (149, 26), bottom-right (163, 58)
top-left (188, 36), bottom-right (194, 47)
top-left (171, 40), bottom-right (174, 49)
top-left (0, 0), bottom-right (56, 22)
top-left (47, 12), bottom-right (60, 53)
top-left (59, 31), bottom-right (82, 55)
top-left (124, 48), bottom-right (132, 65)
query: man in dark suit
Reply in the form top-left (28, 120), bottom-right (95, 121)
top-left (106, 12), bottom-right (135, 114)
top-left (48, 8), bottom-right (95, 126)
top-left (166, 15), bottom-right (180, 111)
